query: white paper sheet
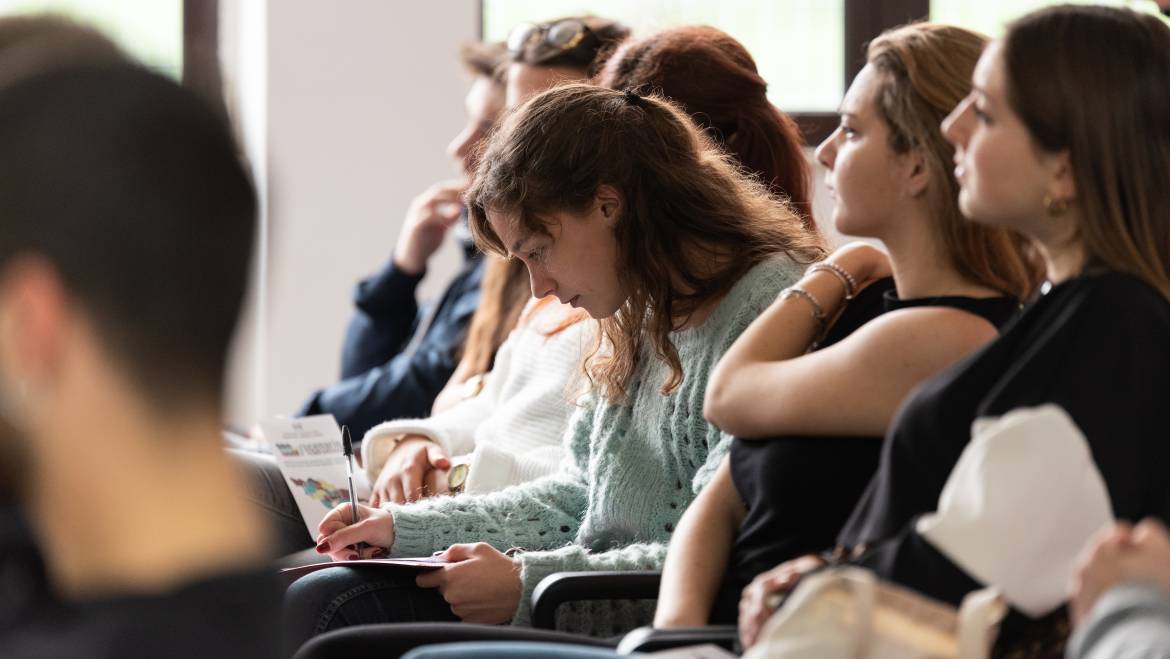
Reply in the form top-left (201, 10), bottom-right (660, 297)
top-left (258, 415), bottom-right (353, 540)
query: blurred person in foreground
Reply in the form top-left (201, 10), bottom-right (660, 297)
top-left (0, 19), bottom-right (280, 658)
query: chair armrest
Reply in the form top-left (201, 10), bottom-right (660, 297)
top-left (531, 571), bottom-right (662, 630)
top-left (615, 625), bottom-right (740, 655)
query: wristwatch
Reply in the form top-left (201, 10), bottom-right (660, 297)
top-left (447, 461), bottom-right (470, 494)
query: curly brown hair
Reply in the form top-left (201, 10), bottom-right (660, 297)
top-left (467, 84), bottom-right (824, 402)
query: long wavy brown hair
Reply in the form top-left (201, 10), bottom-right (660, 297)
top-left (866, 23), bottom-right (1044, 301)
top-left (467, 84), bottom-right (824, 402)
top-left (596, 25), bottom-right (815, 232)
top-left (457, 17), bottom-right (629, 379)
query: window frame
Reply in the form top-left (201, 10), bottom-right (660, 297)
top-left (182, 0), bottom-right (224, 112)
top-left (182, 1), bottom-right (939, 141)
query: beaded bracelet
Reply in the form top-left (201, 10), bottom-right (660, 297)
top-left (809, 262), bottom-right (858, 300)
top-left (781, 286), bottom-right (827, 340)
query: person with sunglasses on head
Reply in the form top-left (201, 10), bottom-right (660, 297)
top-left (503, 16), bottom-right (628, 108)
top-left (426, 15), bottom-right (633, 428)
top-left (283, 81), bottom-right (823, 654)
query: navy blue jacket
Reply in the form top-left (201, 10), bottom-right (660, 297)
top-left (298, 237), bottom-right (483, 439)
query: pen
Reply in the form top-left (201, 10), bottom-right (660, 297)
top-left (341, 426), bottom-right (358, 529)
top-left (341, 425), bottom-right (364, 555)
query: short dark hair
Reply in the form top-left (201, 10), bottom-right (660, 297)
top-left (0, 65), bottom-right (257, 407)
top-left (458, 41), bottom-right (507, 83)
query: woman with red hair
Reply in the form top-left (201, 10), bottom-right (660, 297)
top-left (598, 25), bottom-right (815, 231)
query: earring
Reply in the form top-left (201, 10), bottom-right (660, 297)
top-left (1043, 193), bottom-right (1070, 216)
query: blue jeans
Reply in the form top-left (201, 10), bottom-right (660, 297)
top-left (403, 641), bottom-right (631, 659)
top-left (283, 565), bottom-right (458, 656)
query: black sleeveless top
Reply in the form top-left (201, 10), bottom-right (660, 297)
top-left (711, 277), bottom-right (1021, 622)
top-left (835, 271), bottom-right (1170, 642)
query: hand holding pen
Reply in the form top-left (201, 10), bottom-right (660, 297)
top-left (341, 425), bottom-right (360, 526)
top-left (316, 425), bottom-right (387, 560)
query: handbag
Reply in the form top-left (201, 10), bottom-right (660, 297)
top-left (744, 566), bottom-right (1006, 659)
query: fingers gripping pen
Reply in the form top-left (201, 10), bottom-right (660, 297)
top-left (341, 425), bottom-right (366, 555)
top-left (342, 425), bottom-right (359, 522)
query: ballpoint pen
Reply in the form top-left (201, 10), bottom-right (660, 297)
top-left (341, 425), bottom-right (367, 555)
top-left (341, 425), bottom-right (358, 524)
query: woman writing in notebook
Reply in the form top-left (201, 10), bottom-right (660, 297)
top-left (282, 81), bottom-right (822, 650)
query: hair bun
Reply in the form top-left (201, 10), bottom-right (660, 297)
top-left (622, 88), bottom-right (644, 107)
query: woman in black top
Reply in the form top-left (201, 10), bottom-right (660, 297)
top-left (739, 5), bottom-right (1170, 651)
top-left (655, 22), bottom-right (1042, 629)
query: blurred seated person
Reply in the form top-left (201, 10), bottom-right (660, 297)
top-left (297, 41), bottom-right (509, 440)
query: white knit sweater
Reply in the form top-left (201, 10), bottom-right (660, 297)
top-left (360, 298), bottom-right (589, 494)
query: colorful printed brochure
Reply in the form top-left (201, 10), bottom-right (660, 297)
top-left (259, 414), bottom-right (355, 541)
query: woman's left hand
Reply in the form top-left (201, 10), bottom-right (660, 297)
top-left (415, 543), bottom-right (523, 624)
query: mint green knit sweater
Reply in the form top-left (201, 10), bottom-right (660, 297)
top-left (385, 256), bottom-right (802, 634)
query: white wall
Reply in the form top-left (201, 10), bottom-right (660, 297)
top-left (222, 0), bottom-right (479, 426)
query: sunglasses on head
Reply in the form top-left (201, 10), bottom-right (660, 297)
top-left (507, 19), bottom-right (594, 64)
